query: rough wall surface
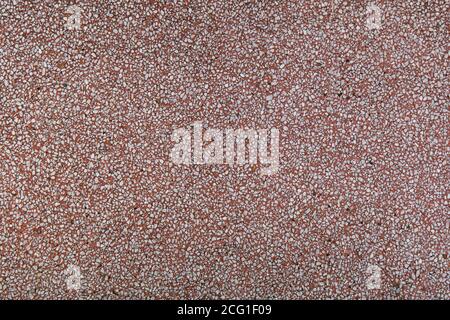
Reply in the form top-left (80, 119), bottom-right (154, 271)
top-left (0, 1), bottom-right (448, 299)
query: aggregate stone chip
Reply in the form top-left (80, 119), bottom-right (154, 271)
top-left (0, 1), bottom-right (448, 299)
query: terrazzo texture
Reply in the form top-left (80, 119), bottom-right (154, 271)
top-left (0, 1), bottom-right (448, 299)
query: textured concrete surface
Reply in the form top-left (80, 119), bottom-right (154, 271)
top-left (0, 1), bottom-right (448, 299)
